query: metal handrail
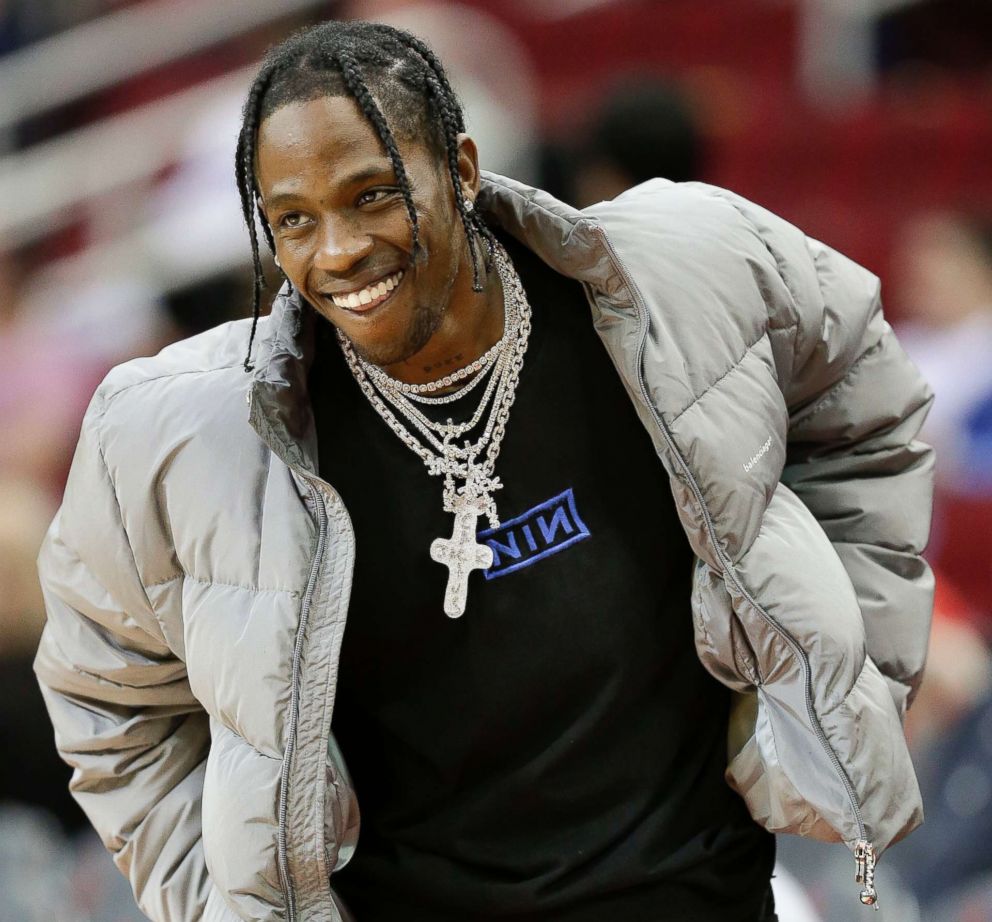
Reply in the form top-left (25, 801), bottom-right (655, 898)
top-left (0, 0), bottom-right (328, 132)
top-left (0, 66), bottom-right (253, 244)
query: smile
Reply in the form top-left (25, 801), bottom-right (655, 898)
top-left (326, 269), bottom-right (405, 313)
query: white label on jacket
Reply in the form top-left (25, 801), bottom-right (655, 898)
top-left (743, 436), bottom-right (773, 473)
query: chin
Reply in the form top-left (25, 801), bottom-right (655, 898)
top-left (338, 321), bottom-right (421, 367)
top-left (309, 305), bottom-right (407, 367)
top-left (348, 305), bottom-right (444, 369)
top-left (348, 337), bottom-right (411, 367)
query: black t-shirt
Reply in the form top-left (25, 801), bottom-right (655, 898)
top-left (311, 231), bottom-right (776, 922)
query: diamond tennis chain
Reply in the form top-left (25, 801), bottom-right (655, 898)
top-left (336, 243), bottom-right (531, 617)
top-left (337, 242), bottom-right (530, 526)
top-left (355, 278), bottom-right (515, 406)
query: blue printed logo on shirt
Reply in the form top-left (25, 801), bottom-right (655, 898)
top-left (477, 488), bottom-right (590, 580)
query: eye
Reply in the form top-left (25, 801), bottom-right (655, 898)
top-left (278, 212), bottom-right (310, 229)
top-left (357, 187), bottom-right (398, 207)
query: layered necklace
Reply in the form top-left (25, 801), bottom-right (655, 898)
top-left (336, 242), bottom-right (532, 618)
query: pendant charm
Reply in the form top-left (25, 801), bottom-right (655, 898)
top-left (430, 498), bottom-right (494, 618)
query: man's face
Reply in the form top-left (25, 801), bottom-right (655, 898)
top-left (255, 93), bottom-right (468, 366)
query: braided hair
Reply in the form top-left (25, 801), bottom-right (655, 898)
top-left (235, 20), bottom-right (497, 371)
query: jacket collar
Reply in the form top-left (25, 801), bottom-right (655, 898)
top-left (475, 172), bottom-right (621, 293)
top-left (247, 284), bottom-right (319, 476)
top-left (246, 171), bottom-right (623, 474)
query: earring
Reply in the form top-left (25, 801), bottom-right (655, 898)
top-left (274, 255), bottom-right (282, 269)
top-left (465, 199), bottom-right (475, 214)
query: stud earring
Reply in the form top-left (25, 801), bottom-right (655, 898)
top-left (465, 199), bottom-right (475, 214)
top-left (274, 255), bottom-right (282, 269)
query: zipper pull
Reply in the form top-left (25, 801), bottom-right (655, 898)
top-left (854, 839), bottom-right (879, 909)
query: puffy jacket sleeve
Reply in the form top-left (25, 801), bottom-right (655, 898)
top-left (33, 388), bottom-right (226, 921)
top-left (719, 190), bottom-right (936, 717)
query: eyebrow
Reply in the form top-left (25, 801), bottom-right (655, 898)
top-left (264, 161), bottom-right (397, 209)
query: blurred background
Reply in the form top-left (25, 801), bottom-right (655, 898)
top-left (1, 0), bottom-right (991, 919)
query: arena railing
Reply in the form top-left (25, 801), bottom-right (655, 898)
top-left (0, 0), bottom-right (328, 132)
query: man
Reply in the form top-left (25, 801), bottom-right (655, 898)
top-left (34, 20), bottom-right (934, 922)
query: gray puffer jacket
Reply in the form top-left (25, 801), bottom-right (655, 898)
top-left (35, 173), bottom-right (934, 921)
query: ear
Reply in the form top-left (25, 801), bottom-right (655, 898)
top-left (453, 132), bottom-right (481, 206)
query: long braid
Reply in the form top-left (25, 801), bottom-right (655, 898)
top-left (236, 64), bottom-right (281, 372)
top-left (384, 29), bottom-right (497, 279)
top-left (423, 73), bottom-right (485, 291)
top-left (334, 49), bottom-right (422, 261)
top-left (257, 200), bottom-right (277, 258)
top-left (385, 28), bottom-right (495, 289)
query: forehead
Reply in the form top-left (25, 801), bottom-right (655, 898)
top-left (256, 95), bottom-right (382, 190)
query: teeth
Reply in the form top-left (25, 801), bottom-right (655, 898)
top-left (330, 270), bottom-right (404, 309)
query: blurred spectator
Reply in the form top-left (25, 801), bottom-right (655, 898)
top-left (878, 0), bottom-right (992, 76)
top-left (895, 688), bottom-right (992, 915)
top-left (0, 245), bottom-right (165, 496)
top-left (895, 210), bottom-right (992, 494)
top-left (165, 269), bottom-right (254, 339)
top-left (536, 75), bottom-right (704, 209)
top-left (0, 246), bottom-right (97, 495)
top-left (894, 210), bottom-right (992, 626)
top-left (905, 574), bottom-right (992, 751)
top-left (571, 77), bottom-right (704, 208)
top-left (0, 475), bottom-right (52, 659)
top-left (0, 474), bottom-right (85, 832)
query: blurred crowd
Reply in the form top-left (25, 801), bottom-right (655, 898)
top-left (1, 1), bottom-right (991, 920)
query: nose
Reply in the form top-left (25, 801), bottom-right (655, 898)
top-left (312, 215), bottom-right (374, 274)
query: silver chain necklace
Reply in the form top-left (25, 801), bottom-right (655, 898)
top-left (336, 243), bottom-right (532, 617)
top-left (355, 277), bottom-right (517, 407)
top-left (359, 325), bottom-right (507, 395)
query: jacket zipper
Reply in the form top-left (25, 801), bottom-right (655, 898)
top-left (277, 477), bottom-right (329, 922)
top-left (592, 226), bottom-right (877, 906)
top-left (855, 839), bottom-right (878, 906)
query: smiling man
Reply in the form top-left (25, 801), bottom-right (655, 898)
top-left (35, 19), bottom-right (935, 922)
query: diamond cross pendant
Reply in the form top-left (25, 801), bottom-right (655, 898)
top-left (430, 501), bottom-right (494, 618)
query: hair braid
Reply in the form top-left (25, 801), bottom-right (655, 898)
top-left (396, 32), bottom-right (496, 285)
top-left (236, 64), bottom-right (282, 372)
top-left (257, 201), bottom-right (277, 258)
top-left (423, 73), bottom-right (486, 291)
top-left (372, 26), bottom-right (464, 132)
top-left (385, 26), bottom-right (499, 283)
top-left (335, 49), bottom-right (422, 261)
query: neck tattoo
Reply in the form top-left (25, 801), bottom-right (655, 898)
top-left (422, 353), bottom-right (464, 374)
